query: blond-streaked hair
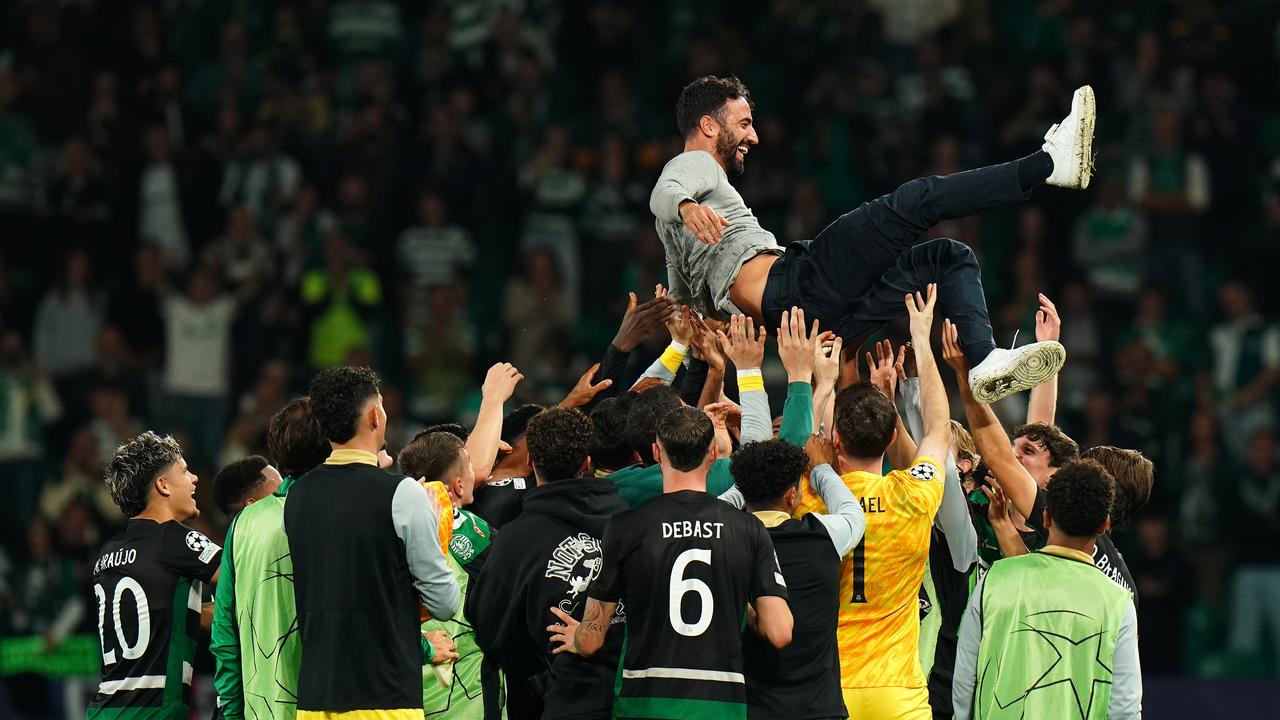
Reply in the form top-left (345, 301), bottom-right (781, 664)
top-left (951, 420), bottom-right (980, 466)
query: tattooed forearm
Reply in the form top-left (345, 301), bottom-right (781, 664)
top-left (573, 599), bottom-right (617, 657)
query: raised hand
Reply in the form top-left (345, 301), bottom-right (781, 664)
top-left (1035, 293), bottom-right (1060, 343)
top-left (813, 331), bottom-right (842, 389)
top-left (612, 291), bottom-right (676, 352)
top-left (482, 362), bottom-right (523, 402)
top-left (716, 315), bottom-right (767, 370)
top-left (666, 304), bottom-right (696, 346)
top-left (865, 339), bottom-right (898, 403)
top-left (690, 317), bottom-right (726, 373)
top-left (940, 318), bottom-right (969, 376)
top-left (905, 283), bottom-right (937, 341)
top-left (897, 342), bottom-right (916, 381)
top-left (679, 200), bottom-right (730, 244)
top-left (560, 362), bottom-right (613, 408)
top-left (777, 307), bottom-right (819, 383)
top-left (804, 432), bottom-right (836, 470)
top-left (704, 400), bottom-right (742, 430)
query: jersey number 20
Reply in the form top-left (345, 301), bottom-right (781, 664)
top-left (669, 548), bottom-right (713, 636)
top-left (94, 579), bottom-right (150, 665)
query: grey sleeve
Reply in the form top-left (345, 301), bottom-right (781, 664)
top-left (808, 464), bottom-right (865, 557)
top-left (739, 388), bottom-right (773, 444)
top-left (635, 354), bottom-right (680, 386)
top-left (717, 485), bottom-right (746, 510)
top-left (649, 152), bottom-right (720, 223)
top-left (952, 574), bottom-right (985, 720)
top-left (1109, 602), bottom-right (1143, 720)
top-left (391, 478), bottom-right (461, 620)
top-left (901, 378), bottom-right (977, 571)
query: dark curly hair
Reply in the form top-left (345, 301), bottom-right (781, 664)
top-left (502, 404), bottom-right (545, 445)
top-left (625, 386), bottom-right (682, 465)
top-left (398, 432), bottom-right (466, 484)
top-left (526, 407), bottom-right (594, 482)
top-left (1082, 446), bottom-right (1153, 528)
top-left (267, 397), bottom-right (330, 479)
top-left (1013, 423), bottom-right (1080, 468)
top-left (590, 395), bottom-right (635, 472)
top-left (730, 440), bottom-right (808, 508)
top-left (1045, 458), bottom-right (1115, 537)
top-left (105, 431), bottom-right (183, 517)
top-left (212, 455), bottom-right (269, 516)
top-left (309, 366), bottom-right (382, 444)
top-left (834, 383), bottom-right (897, 459)
top-left (657, 406), bottom-right (714, 472)
top-left (676, 75), bottom-right (753, 137)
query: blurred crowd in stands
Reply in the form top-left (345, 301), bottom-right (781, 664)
top-left (0, 0), bottom-right (1278, 696)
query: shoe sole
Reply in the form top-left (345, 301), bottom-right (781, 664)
top-left (1073, 86), bottom-right (1096, 189)
top-left (970, 342), bottom-right (1067, 404)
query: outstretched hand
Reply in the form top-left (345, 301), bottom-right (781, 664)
top-left (813, 332), bottom-right (842, 389)
top-left (940, 319), bottom-right (969, 376)
top-left (717, 315), bottom-right (767, 370)
top-left (905, 284), bottom-right (937, 340)
top-left (865, 339), bottom-right (899, 404)
top-left (777, 307), bottom-right (820, 383)
top-left (482, 362), bottom-right (524, 402)
top-left (680, 201), bottom-right (730, 244)
top-left (612, 291), bottom-right (677, 352)
top-left (560, 362), bottom-right (613, 408)
top-left (690, 317), bottom-right (726, 373)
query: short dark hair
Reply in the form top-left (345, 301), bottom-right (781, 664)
top-left (1045, 459), bottom-right (1114, 537)
top-left (413, 423), bottom-right (469, 444)
top-left (656, 406), bottom-right (714, 472)
top-left (267, 397), bottom-right (329, 478)
top-left (834, 383), bottom-right (897, 459)
top-left (526, 408), bottom-right (594, 482)
top-left (502, 404), bottom-right (545, 445)
top-left (1081, 446), bottom-right (1153, 528)
top-left (398, 432), bottom-right (466, 484)
top-left (1013, 423), bottom-right (1080, 467)
top-left (730, 440), bottom-right (808, 507)
top-left (105, 431), bottom-right (183, 517)
top-left (676, 75), bottom-right (752, 137)
top-left (590, 395), bottom-right (635, 472)
top-left (309, 366), bottom-right (382, 443)
top-left (625, 386), bottom-right (682, 464)
top-left (213, 455), bottom-right (269, 516)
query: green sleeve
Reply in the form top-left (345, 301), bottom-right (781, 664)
top-left (706, 459), bottom-right (734, 496)
top-left (610, 465), bottom-right (663, 508)
top-left (778, 382), bottom-right (813, 446)
top-left (210, 515), bottom-right (244, 720)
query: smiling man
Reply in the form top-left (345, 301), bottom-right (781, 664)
top-left (89, 431), bottom-right (222, 720)
top-left (650, 75), bottom-right (1094, 403)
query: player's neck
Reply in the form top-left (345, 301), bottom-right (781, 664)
top-left (838, 453), bottom-right (884, 475)
top-left (1046, 529), bottom-right (1096, 557)
top-left (662, 467), bottom-right (708, 494)
top-left (683, 140), bottom-right (726, 173)
top-left (330, 434), bottom-right (381, 456)
top-left (134, 504), bottom-right (180, 525)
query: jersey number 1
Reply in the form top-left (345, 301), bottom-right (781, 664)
top-left (94, 579), bottom-right (150, 665)
top-left (849, 539), bottom-right (867, 603)
top-left (669, 548), bottom-right (713, 636)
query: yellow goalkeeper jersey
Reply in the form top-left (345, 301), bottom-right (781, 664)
top-left (797, 456), bottom-right (944, 689)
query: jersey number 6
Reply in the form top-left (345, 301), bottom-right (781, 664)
top-left (669, 548), bottom-right (713, 636)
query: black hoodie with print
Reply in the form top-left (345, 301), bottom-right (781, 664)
top-left (466, 477), bottom-right (628, 720)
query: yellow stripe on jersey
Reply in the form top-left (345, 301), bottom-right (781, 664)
top-left (797, 456), bottom-right (944, 691)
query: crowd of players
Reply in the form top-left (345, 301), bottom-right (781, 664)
top-left (86, 281), bottom-right (1153, 720)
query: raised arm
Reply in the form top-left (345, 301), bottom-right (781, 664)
top-left (867, 339), bottom-right (917, 469)
top-left (812, 332), bottom-right (841, 436)
top-left (468, 363), bottom-right (523, 481)
top-left (1026, 293), bottom-right (1060, 425)
top-left (906, 286), bottom-right (951, 463)
top-left (805, 435), bottom-right (865, 557)
top-left (719, 315), bottom-right (771, 443)
top-left (942, 319), bottom-right (1039, 519)
top-left (690, 317), bottom-right (727, 409)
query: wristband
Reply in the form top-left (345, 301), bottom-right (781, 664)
top-left (736, 368), bottom-right (764, 392)
top-left (423, 634), bottom-right (434, 663)
top-left (659, 342), bottom-right (689, 373)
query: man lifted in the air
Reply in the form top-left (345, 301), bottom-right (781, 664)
top-left (650, 75), bottom-right (1093, 403)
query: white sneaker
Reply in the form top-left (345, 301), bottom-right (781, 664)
top-left (1042, 85), bottom-right (1096, 189)
top-left (968, 341), bottom-right (1066, 404)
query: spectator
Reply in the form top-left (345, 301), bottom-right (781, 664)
top-left (396, 188), bottom-right (476, 307)
top-left (1209, 281), bottom-right (1280, 453)
top-left (32, 249), bottom-right (105, 379)
top-left (1072, 174), bottom-right (1148, 316)
top-left (161, 268), bottom-right (237, 473)
top-left (215, 204), bottom-right (273, 297)
top-left (47, 137), bottom-right (111, 243)
top-left (38, 427), bottom-right (117, 525)
top-left (503, 247), bottom-right (572, 386)
top-left (0, 331), bottom-right (62, 530)
top-left (274, 182), bottom-right (336, 287)
top-left (1228, 428), bottom-right (1280, 670)
top-left (137, 125), bottom-right (190, 269)
top-left (86, 385), bottom-right (142, 467)
top-left (0, 65), bottom-right (38, 215)
top-left (301, 233), bottom-right (382, 369)
top-left (405, 283), bottom-right (476, 420)
top-left (1132, 514), bottom-right (1193, 674)
top-left (219, 122), bottom-right (301, 228)
top-left (107, 245), bottom-right (167, 366)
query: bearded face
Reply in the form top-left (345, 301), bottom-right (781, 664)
top-left (714, 119), bottom-right (750, 176)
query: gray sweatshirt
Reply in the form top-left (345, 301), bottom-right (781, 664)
top-left (649, 150), bottom-right (783, 319)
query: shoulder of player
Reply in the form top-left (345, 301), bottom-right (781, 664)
top-left (664, 149), bottom-right (721, 175)
top-left (887, 457), bottom-right (945, 483)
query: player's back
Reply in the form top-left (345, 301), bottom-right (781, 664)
top-left (593, 489), bottom-right (786, 719)
top-left (835, 459), bottom-right (944, 689)
top-left (89, 519), bottom-right (220, 720)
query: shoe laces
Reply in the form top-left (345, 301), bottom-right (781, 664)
top-left (1010, 329), bottom-right (1020, 349)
